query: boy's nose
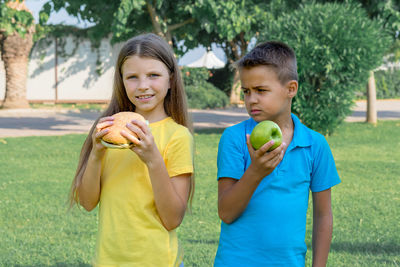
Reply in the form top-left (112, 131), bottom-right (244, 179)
top-left (247, 92), bottom-right (258, 104)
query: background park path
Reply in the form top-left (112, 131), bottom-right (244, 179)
top-left (0, 99), bottom-right (399, 138)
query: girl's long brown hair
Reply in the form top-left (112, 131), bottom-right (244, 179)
top-left (69, 33), bottom-right (194, 209)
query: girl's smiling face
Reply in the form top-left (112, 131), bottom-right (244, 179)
top-left (122, 55), bottom-right (170, 122)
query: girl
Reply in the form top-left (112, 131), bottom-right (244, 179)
top-left (70, 33), bottom-right (194, 267)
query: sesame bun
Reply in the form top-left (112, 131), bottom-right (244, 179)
top-left (100, 112), bottom-right (146, 149)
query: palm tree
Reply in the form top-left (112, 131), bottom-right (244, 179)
top-left (0, 0), bottom-right (35, 109)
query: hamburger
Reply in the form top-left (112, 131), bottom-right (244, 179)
top-left (100, 112), bottom-right (147, 149)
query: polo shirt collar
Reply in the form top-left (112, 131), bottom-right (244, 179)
top-left (290, 113), bottom-right (313, 149)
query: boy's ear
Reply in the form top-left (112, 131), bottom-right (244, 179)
top-left (286, 80), bottom-right (298, 98)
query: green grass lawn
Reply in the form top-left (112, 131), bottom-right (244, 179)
top-left (0, 121), bottom-right (399, 266)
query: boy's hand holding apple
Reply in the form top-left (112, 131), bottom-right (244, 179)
top-left (246, 120), bottom-right (286, 180)
top-left (250, 120), bottom-right (283, 151)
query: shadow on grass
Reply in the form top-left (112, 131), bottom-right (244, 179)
top-left (330, 241), bottom-right (400, 255)
top-left (186, 239), bottom-right (219, 245)
top-left (194, 128), bottom-right (225, 135)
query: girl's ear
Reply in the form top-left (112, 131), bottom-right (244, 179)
top-left (287, 80), bottom-right (298, 98)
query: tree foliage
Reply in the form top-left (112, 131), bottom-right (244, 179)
top-left (351, 0), bottom-right (400, 36)
top-left (361, 0), bottom-right (400, 59)
top-left (187, 0), bottom-right (285, 63)
top-left (263, 2), bottom-right (390, 134)
top-left (320, 0), bottom-right (400, 57)
top-left (111, 0), bottom-right (195, 48)
top-left (0, 2), bottom-right (34, 37)
top-left (39, 1), bottom-right (119, 47)
top-left (40, 0), bottom-right (196, 53)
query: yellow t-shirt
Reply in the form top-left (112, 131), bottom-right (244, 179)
top-left (93, 117), bottom-right (194, 267)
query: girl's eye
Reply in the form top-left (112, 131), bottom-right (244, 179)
top-left (127, 75), bottom-right (137, 79)
top-left (149, 73), bottom-right (160, 78)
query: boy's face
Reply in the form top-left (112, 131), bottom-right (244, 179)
top-left (240, 65), bottom-right (296, 122)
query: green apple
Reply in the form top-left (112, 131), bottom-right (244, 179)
top-left (250, 120), bottom-right (283, 151)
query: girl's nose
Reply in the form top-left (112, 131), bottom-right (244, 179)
top-left (137, 78), bottom-right (149, 90)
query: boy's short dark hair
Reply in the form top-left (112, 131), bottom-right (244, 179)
top-left (237, 41), bottom-right (298, 84)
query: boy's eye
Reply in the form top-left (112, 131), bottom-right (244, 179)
top-left (242, 89), bottom-right (250, 94)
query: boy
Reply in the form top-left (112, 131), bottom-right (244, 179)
top-left (214, 41), bottom-right (341, 267)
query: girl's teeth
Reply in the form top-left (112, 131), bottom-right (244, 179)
top-left (138, 95), bottom-right (152, 99)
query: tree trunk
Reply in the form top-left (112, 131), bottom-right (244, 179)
top-left (366, 70), bottom-right (377, 124)
top-left (1, 30), bottom-right (34, 109)
top-left (146, 1), bottom-right (168, 42)
top-left (228, 35), bottom-right (247, 106)
top-left (146, 1), bottom-right (195, 46)
top-left (229, 70), bottom-right (242, 105)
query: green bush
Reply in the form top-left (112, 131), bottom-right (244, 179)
top-left (355, 69), bottom-right (400, 99)
top-left (186, 83), bottom-right (229, 109)
top-left (209, 66), bottom-right (235, 97)
top-left (181, 67), bottom-right (210, 86)
top-left (262, 2), bottom-right (390, 135)
top-left (181, 67), bottom-right (229, 109)
top-left (375, 69), bottom-right (400, 99)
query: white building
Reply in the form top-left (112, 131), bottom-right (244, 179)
top-left (0, 35), bottom-right (123, 103)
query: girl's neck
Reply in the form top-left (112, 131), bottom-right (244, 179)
top-left (138, 110), bottom-right (168, 123)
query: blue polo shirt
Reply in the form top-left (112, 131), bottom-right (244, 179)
top-left (214, 114), bottom-right (341, 267)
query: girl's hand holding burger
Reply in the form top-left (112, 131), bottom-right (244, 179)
top-left (121, 119), bottom-right (159, 165)
top-left (92, 112), bottom-right (156, 163)
top-left (92, 116), bottom-right (114, 157)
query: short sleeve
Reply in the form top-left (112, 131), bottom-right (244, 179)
top-left (310, 134), bottom-right (341, 192)
top-left (217, 126), bottom-right (246, 180)
top-left (164, 127), bottom-right (194, 177)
